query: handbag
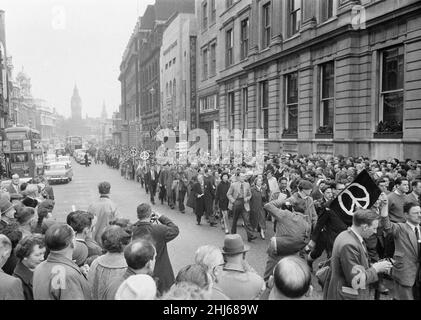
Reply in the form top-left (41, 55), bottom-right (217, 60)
top-left (315, 258), bottom-right (331, 289)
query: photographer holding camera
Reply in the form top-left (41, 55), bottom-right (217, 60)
top-left (132, 203), bottom-right (179, 295)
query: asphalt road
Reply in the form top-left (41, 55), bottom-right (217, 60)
top-left (51, 159), bottom-right (273, 277)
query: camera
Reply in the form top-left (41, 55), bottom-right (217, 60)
top-left (281, 201), bottom-right (293, 212)
top-left (150, 212), bottom-right (159, 223)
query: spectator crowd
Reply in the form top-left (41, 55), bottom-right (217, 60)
top-left (1, 147), bottom-right (421, 300)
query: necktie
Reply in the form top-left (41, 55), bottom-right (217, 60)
top-left (151, 171), bottom-right (154, 180)
top-left (240, 183), bottom-right (244, 199)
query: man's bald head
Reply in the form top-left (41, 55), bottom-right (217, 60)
top-left (124, 239), bottom-right (155, 270)
top-left (272, 256), bottom-right (311, 299)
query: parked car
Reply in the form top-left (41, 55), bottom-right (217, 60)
top-left (57, 155), bottom-right (72, 168)
top-left (44, 162), bottom-right (73, 184)
top-left (44, 153), bottom-right (57, 165)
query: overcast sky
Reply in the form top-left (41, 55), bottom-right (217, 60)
top-left (1, 0), bottom-right (154, 118)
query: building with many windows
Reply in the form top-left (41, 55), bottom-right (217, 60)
top-left (0, 10), bottom-right (9, 134)
top-left (217, 0), bottom-right (253, 149)
top-left (217, 0), bottom-right (421, 159)
top-left (196, 0), bottom-right (225, 149)
top-left (160, 12), bottom-right (197, 137)
top-left (119, 0), bottom-right (195, 150)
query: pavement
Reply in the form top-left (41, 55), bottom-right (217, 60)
top-left (51, 159), bottom-right (394, 299)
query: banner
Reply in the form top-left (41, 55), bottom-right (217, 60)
top-left (329, 170), bottom-right (381, 226)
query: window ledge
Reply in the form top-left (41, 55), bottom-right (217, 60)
top-left (259, 47), bottom-right (271, 54)
top-left (315, 133), bottom-right (333, 139)
top-left (373, 132), bottom-right (403, 139)
top-left (317, 16), bottom-right (338, 28)
top-left (282, 133), bottom-right (298, 139)
top-left (283, 33), bottom-right (300, 43)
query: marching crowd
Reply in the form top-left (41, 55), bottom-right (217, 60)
top-left (0, 147), bottom-right (421, 300)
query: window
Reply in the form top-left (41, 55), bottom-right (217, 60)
top-left (288, 0), bottom-right (301, 37)
top-left (166, 83), bottom-right (169, 97)
top-left (210, 43), bottom-right (216, 76)
top-left (228, 92), bottom-right (235, 130)
top-left (173, 58), bottom-right (176, 64)
top-left (321, 0), bottom-right (334, 22)
top-left (203, 48), bottom-right (208, 80)
top-left (241, 18), bottom-right (249, 60)
top-left (320, 61), bottom-right (335, 129)
top-left (210, 0), bottom-right (216, 24)
top-left (379, 46), bottom-right (404, 130)
top-left (262, 3), bottom-right (271, 49)
top-left (226, 0), bottom-right (233, 8)
top-left (169, 80), bottom-right (172, 95)
top-left (200, 96), bottom-right (216, 112)
top-left (202, 1), bottom-right (208, 30)
top-left (226, 29), bottom-right (233, 67)
top-left (285, 72), bottom-right (298, 133)
top-left (10, 153), bottom-right (29, 163)
top-left (260, 81), bottom-right (269, 138)
top-left (169, 60), bottom-right (172, 67)
top-left (242, 87), bottom-right (248, 130)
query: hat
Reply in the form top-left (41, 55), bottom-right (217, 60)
top-left (298, 180), bottom-right (313, 190)
top-left (115, 275), bottom-right (157, 300)
top-left (0, 198), bottom-right (14, 216)
top-left (221, 234), bottom-right (249, 255)
top-left (38, 199), bottom-right (55, 215)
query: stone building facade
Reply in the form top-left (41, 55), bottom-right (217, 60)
top-left (195, 0), bottom-right (225, 150)
top-left (225, 0), bottom-right (421, 159)
top-left (160, 12), bottom-right (197, 136)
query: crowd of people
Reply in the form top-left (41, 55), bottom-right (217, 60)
top-left (0, 147), bottom-right (420, 300)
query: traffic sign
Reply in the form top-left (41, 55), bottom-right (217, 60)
top-left (130, 147), bottom-right (138, 157)
top-left (139, 151), bottom-right (150, 161)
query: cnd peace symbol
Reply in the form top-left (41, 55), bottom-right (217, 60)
top-left (338, 183), bottom-right (370, 216)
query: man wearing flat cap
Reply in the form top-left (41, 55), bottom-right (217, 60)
top-left (0, 199), bottom-right (17, 232)
top-left (215, 234), bottom-right (265, 300)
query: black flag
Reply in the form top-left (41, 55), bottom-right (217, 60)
top-left (329, 169), bottom-right (381, 226)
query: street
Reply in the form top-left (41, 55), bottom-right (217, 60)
top-left (52, 159), bottom-right (273, 277)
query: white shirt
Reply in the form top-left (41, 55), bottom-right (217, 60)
top-left (350, 226), bottom-right (364, 246)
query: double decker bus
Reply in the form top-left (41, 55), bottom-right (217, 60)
top-left (66, 136), bottom-right (83, 154)
top-left (2, 126), bottom-right (44, 178)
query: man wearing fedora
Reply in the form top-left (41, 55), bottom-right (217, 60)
top-left (215, 234), bottom-right (265, 300)
top-left (0, 199), bottom-right (17, 232)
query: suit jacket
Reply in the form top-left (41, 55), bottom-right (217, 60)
top-left (6, 183), bottom-right (20, 195)
top-left (405, 192), bottom-right (420, 206)
top-left (0, 269), bottom-right (24, 300)
top-left (227, 181), bottom-right (252, 211)
top-left (326, 229), bottom-right (378, 300)
top-left (382, 216), bottom-right (419, 287)
top-left (158, 169), bottom-right (169, 186)
top-left (132, 216), bottom-right (179, 294)
top-left (13, 261), bottom-right (34, 300)
top-left (145, 170), bottom-right (159, 187)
